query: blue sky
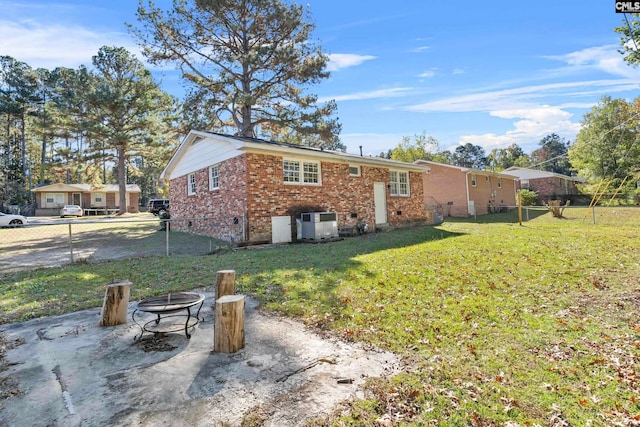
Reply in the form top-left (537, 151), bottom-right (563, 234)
top-left (2, 0), bottom-right (639, 156)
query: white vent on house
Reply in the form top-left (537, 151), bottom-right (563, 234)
top-left (300, 212), bottom-right (338, 240)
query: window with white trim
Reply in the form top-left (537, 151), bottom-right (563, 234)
top-left (471, 174), bottom-right (477, 187)
top-left (44, 193), bottom-right (64, 207)
top-left (349, 165), bottom-right (361, 176)
top-left (283, 160), bottom-right (300, 183)
top-left (389, 171), bottom-right (409, 196)
top-left (188, 173), bottom-right (196, 195)
top-left (283, 159), bottom-right (321, 185)
top-left (92, 193), bottom-right (106, 207)
top-left (303, 162), bottom-right (319, 183)
top-left (209, 165), bottom-right (219, 190)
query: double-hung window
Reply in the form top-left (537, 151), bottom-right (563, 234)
top-left (209, 165), bottom-right (219, 190)
top-left (283, 159), bottom-right (320, 185)
top-left (471, 173), bottom-right (477, 187)
top-left (188, 173), bottom-right (196, 195)
top-left (92, 193), bottom-right (105, 207)
top-left (389, 171), bottom-right (409, 196)
top-left (303, 162), bottom-right (319, 184)
top-left (45, 193), bottom-right (64, 207)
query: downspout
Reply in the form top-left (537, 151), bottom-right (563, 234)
top-left (465, 170), bottom-right (471, 216)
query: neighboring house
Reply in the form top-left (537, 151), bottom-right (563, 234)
top-left (160, 131), bottom-right (435, 244)
top-left (31, 183), bottom-right (141, 216)
top-left (502, 167), bottom-right (583, 203)
top-left (414, 160), bottom-right (518, 217)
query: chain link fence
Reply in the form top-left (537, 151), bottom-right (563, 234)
top-left (1, 206), bottom-right (637, 273)
top-left (0, 216), bottom-right (242, 273)
top-left (439, 203), bottom-right (639, 226)
top-left (521, 205), bottom-right (640, 226)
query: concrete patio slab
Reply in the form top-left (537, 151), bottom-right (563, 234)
top-left (0, 291), bottom-right (400, 426)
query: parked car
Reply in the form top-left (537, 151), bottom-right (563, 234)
top-left (60, 205), bottom-right (83, 218)
top-left (148, 199), bottom-right (170, 215)
top-left (0, 212), bottom-right (28, 227)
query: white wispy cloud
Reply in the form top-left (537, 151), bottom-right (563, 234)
top-left (454, 95), bottom-right (584, 150)
top-left (489, 106), bottom-right (572, 122)
top-left (410, 46), bottom-right (430, 53)
top-left (445, 102), bottom-right (584, 151)
top-left (459, 104), bottom-right (581, 151)
top-left (343, 45), bottom-right (638, 154)
top-left (320, 87), bottom-right (414, 103)
top-left (401, 44), bottom-right (640, 152)
top-left (545, 44), bottom-right (640, 80)
top-left (418, 69), bottom-right (436, 78)
top-left (403, 45), bottom-right (639, 117)
top-left (459, 118), bottom-right (581, 152)
top-left (0, 18), bottom-right (141, 69)
top-left (326, 53), bottom-right (376, 71)
top-left (404, 79), bottom-right (637, 113)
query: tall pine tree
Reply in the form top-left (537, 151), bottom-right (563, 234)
top-left (88, 46), bottom-right (176, 214)
top-left (130, 0), bottom-right (341, 147)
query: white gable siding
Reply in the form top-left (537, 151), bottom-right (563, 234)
top-left (171, 137), bottom-right (243, 179)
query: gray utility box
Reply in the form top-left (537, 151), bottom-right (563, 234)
top-left (300, 212), bottom-right (338, 240)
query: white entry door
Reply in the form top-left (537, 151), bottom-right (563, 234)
top-left (271, 216), bottom-right (292, 243)
top-left (374, 182), bottom-right (387, 225)
top-left (468, 200), bottom-right (475, 216)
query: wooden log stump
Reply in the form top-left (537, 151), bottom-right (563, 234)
top-left (214, 294), bottom-right (245, 353)
top-left (99, 280), bottom-right (131, 326)
top-left (544, 200), bottom-right (570, 218)
top-left (216, 270), bottom-right (236, 298)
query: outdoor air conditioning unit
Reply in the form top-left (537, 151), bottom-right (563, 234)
top-left (300, 212), bottom-right (338, 240)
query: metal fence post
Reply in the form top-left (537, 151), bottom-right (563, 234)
top-left (165, 219), bottom-right (169, 256)
top-left (68, 223), bottom-right (74, 264)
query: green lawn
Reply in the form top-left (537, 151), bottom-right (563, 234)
top-left (1, 208), bottom-right (639, 425)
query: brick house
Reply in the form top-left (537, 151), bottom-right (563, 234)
top-left (160, 131), bottom-right (434, 244)
top-left (414, 160), bottom-right (518, 217)
top-left (31, 183), bottom-right (141, 216)
top-left (502, 167), bottom-right (583, 204)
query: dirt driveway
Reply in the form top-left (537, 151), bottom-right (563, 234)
top-left (0, 217), bottom-right (216, 272)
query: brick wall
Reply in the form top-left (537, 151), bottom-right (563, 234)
top-left (530, 177), bottom-right (579, 203)
top-left (422, 165), bottom-right (517, 217)
top-left (169, 155), bottom-right (248, 241)
top-left (245, 152), bottom-right (428, 241)
top-left (469, 174), bottom-right (517, 215)
top-left (169, 152), bottom-right (430, 243)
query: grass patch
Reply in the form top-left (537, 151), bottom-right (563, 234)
top-left (1, 208), bottom-right (639, 425)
